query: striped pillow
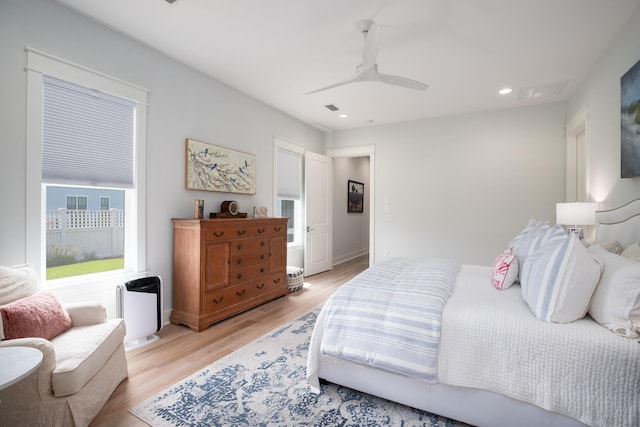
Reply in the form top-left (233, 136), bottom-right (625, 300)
top-left (520, 227), bottom-right (601, 322)
top-left (509, 218), bottom-right (557, 270)
top-left (508, 218), bottom-right (541, 250)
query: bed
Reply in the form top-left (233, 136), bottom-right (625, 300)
top-left (307, 199), bottom-right (640, 427)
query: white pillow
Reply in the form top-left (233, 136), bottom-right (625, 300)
top-left (599, 241), bottom-right (624, 255)
top-left (509, 218), bottom-right (551, 268)
top-left (512, 222), bottom-right (567, 273)
top-left (588, 244), bottom-right (640, 337)
top-left (621, 242), bottom-right (640, 262)
top-left (490, 249), bottom-right (519, 290)
top-left (0, 264), bottom-right (39, 305)
top-left (508, 217), bottom-right (540, 248)
top-left (520, 227), bottom-right (601, 323)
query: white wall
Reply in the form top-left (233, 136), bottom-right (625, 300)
top-left (0, 0), bottom-right (324, 320)
top-left (329, 103), bottom-right (567, 266)
top-left (332, 157), bottom-right (370, 264)
top-left (567, 8), bottom-right (640, 209)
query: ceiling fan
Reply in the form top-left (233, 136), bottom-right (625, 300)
top-left (305, 19), bottom-right (428, 95)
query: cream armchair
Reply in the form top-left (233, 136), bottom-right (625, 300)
top-left (0, 265), bottom-right (128, 426)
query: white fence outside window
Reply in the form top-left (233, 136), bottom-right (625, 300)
top-left (46, 209), bottom-right (124, 260)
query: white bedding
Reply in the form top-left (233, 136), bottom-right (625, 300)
top-left (308, 263), bottom-right (640, 427)
top-left (439, 265), bottom-right (640, 427)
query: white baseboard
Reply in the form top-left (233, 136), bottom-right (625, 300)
top-left (333, 249), bottom-right (369, 266)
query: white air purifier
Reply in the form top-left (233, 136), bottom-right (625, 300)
top-left (116, 276), bottom-right (163, 351)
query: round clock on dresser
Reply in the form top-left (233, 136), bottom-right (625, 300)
top-left (221, 200), bottom-right (240, 216)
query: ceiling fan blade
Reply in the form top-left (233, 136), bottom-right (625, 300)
top-left (304, 18), bottom-right (428, 95)
top-left (375, 72), bottom-right (428, 91)
top-left (361, 22), bottom-right (380, 70)
top-left (304, 75), bottom-right (362, 95)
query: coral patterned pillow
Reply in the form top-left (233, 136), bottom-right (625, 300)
top-left (491, 249), bottom-right (519, 290)
top-left (0, 291), bottom-right (72, 340)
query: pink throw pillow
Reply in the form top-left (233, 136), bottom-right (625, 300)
top-left (0, 292), bottom-right (72, 340)
top-left (491, 249), bottom-right (519, 290)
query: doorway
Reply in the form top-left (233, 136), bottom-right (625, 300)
top-left (327, 145), bottom-right (375, 266)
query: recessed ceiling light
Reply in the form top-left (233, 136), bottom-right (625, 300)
top-left (338, 113), bottom-right (348, 118)
top-left (498, 88), bottom-right (513, 95)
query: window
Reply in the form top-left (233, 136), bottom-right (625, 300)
top-left (26, 48), bottom-right (148, 282)
top-left (100, 197), bottom-right (110, 210)
top-left (274, 139), bottom-right (304, 246)
top-left (77, 196), bottom-right (88, 210)
top-left (66, 196), bottom-right (77, 210)
top-left (277, 199), bottom-right (301, 243)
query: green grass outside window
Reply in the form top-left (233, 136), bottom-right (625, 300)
top-left (46, 258), bottom-right (124, 280)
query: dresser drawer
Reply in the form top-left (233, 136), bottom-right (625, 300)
top-left (204, 284), bottom-right (252, 313)
top-left (230, 251), bottom-right (269, 270)
top-left (251, 220), bottom-right (286, 237)
top-left (251, 273), bottom-right (286, 297)
top-left (229, 263), bottom-right (269, 285)
top-left (203, 223), bottom-right (251, 241)
top-left (230, 238), bottom-right (268, 255)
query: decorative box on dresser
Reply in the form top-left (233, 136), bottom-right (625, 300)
top-left (171, 217), bottom-right (288, 332)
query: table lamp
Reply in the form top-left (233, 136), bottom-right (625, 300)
top-left (556, 202), bottom-right (597, 240)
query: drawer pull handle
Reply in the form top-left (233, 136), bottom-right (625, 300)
top-left (274, 227), bottom-right (282, 232)
top-left (213, 231), bottom-right (224, 238)
top-left (237, 273), bottom-right (242, 279)
top-left (257, 228), bottom-right (266, 234)
top-left (213, 296), bottom-right (224, 304)
top-left (237, 259), bottom-right (243, 265)
top-left (236, 229), bottom-right (246, 236)
top-left (236, 289), bottom-right (246, 297)
top-left (237, 244), bottom-right (243, 250)
top-left (260, 254), bottom-right (265, 260)
top-left (260, 267), bottom-right (265, 273)
top-left (260, 241), bottom-right (266, 247)
top-left (256, 283), bottom-right (265, 290)
top-left (273, 278), bottom-right (281, 284)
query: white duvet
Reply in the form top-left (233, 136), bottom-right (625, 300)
top-left (438, 265), bottom-right (640, 427)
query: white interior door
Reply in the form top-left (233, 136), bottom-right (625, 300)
top-left (304, 151), bottom-right (332, 276)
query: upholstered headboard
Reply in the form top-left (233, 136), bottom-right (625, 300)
top-left (595, 198), bottom-right (640, 248)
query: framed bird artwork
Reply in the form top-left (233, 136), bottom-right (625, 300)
top-left (185, 138), bottom-right (256, 194)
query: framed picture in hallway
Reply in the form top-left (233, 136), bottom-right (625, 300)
top-left (347, 180), bottom-right (364, 213)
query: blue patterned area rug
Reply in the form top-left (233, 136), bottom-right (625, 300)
top-left (130, 308), bottom-right (467, 426)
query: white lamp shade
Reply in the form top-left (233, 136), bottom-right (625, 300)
top-left (556, 202), bottom-right (597, 226)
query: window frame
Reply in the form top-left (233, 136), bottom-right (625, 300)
top-left (25, 48), bottom-right (148, 284)
top-left (273, 137), bottom-right (304, 249)
top-left (77, 196), bottom-right (88, 211)
top-left (100, 196), bottom-right (110, 211)
top-left (66, 196), bottom-right (77, 210)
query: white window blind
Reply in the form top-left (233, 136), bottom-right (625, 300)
top-left (42, 75), bottom-right (135, 188)
top-left (277, 147), bottom-right (302, 200)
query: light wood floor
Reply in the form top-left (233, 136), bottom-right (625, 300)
top-left (91, 255), bottom-right (369, 426)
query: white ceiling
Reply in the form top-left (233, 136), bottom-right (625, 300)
top-left (55, 0), bottom-right (640, 132)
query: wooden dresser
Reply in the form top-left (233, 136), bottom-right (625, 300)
top-left (170, 217), bottom-right (288, 331)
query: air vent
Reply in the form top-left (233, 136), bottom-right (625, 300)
top-left (518, 80), bottom-right (568, 100)
top-left (325, 104), bottom-right (339, 111)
